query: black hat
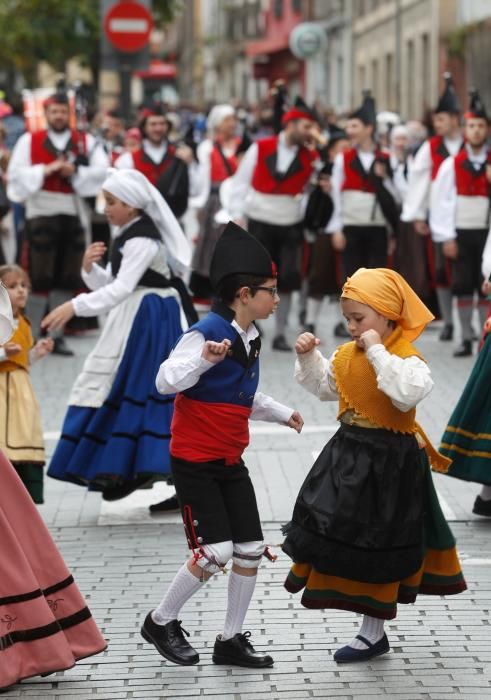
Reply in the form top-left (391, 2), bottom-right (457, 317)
top-left (349, 90), bottom-right (376, 126)
top-left (210, 221), bottom-right (277, 289)
top-left (236, 129), bottom-right (253, 156)
top-left (435, 73), bottom-right (461, 114)
top-left (465, 88), bottom-right (488, 121)
top-left (327, 126), bottom-right (348, 149)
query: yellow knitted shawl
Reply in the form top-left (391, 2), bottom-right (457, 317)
top-left (332, 326), bottom-right (451, 473)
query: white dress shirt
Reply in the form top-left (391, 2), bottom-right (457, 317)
top-left (115, 139), bottom-right (201, 198)
top-left (429, 144), bottom-right (489, 242)
top-left (156, 320), bottom-right (294, 424)
top-left (227, 132), bottom-right (301, 221)
top-left (401, 135), bottom-right (463, 223)
top-left (294, 344), bottom-right (433, 413)
top-left (72, 217), bottom-right (169, 317)
top-left (7, 129), bottom-right (109, 214)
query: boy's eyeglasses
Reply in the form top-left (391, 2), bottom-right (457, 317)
top-left (250, 286), bottom-right (278, 297)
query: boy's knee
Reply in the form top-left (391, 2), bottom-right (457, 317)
top-left (196, 540), bottom-right (234, 573)
top-left (232, 540), bottom-right (264, 569)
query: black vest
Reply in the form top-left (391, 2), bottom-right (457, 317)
top-left (110, 215), bottom-right (169, 288)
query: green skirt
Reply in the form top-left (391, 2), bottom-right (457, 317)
top-left (440, 332), bottom-right (491, 484)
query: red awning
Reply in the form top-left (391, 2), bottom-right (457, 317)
top-left (135, 61), bottom-right (177, 79)
top-left (246, 35), bottom-right (290, 57)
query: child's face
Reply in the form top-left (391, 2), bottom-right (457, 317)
top-left (245, 278), bottom-right (279, 320)
top-left (341, 298), bottom-right (391, 348)
top-left (2, 272), bottom-right (28, 315)
top-left (103, 190), bottom-right (138, 227)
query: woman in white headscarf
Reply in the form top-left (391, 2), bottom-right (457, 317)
top-left (188, 104), bottom-right (243, 301)
top-left (0, 284), bottom-right (107, 690)
top-left (42, 169), bottom-right (197, 501)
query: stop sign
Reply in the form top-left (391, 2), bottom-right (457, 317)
top-left (104, 1), bottom-right (153, 53)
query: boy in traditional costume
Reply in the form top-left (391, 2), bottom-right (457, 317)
top-left (141, 222), bottom-right (303, 667)
top-left (283, 268), bottom-right (466, 662)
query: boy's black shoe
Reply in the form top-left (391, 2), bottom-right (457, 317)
top-left (149, 494), bottom-right (180, 514)
top-left (333, 322), bottom-right (350, 338)
top-left (472, 496), bottom-right (491, 517)
top-left (212, 631), bottom-right (274, 668)
top-left (453, 340), bottom-right (472, 358)
top-left (141, 612), bottom-right (199, 665)
top-left (439, 324), bottom-right (454, 341)
top-left (102, 474), bottom-right (152, 501)
top-left (52, 337), bottom-right (74, 356)
top-left (272, 334), bottom-right (292, 352)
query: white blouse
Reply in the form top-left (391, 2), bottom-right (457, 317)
top-left (295, 344), bottom-right (433, 413)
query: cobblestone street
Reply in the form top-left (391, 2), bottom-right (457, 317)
top-left (6, 302), bottom-right (491, 700)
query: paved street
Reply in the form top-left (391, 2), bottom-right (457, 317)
top-left (6, 301), bottom-right (491, 700)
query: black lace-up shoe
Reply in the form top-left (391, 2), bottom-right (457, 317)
top-left (439, 324), bottom-right (454, 341)
top-left (333, 321), bottom-right (350, 338)
top-left (141, 612), bottom-right (199, 665)
top-left (473, 496), bottom-right (491, 517)
top-left (272, 334), bottom-right (292, 351)
top-left (453, 340), bottom-right (472, 358)
top-left (212, 631), bottom-right (274, 668)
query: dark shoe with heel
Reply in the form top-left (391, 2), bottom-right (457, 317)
top-left (149, 494), bottom-right (180, 514)
top-left (333, 322), bottom-right (350, 338)
top-left (439, 324), bottom-right (454, 341)
top-left (453, 340), bottom-right (472, 358)
top-left (212, 631), bottom-right (273, 668)
top-left (472, 496), bottom-right (491, 517)
top-left (141, 612), bottom-right (199, 665)
top-left (52, 337), bottom-right (74, 356)
top-left (272, 334), bottom-right (292, 352)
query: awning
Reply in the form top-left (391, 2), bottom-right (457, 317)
top-left (246, 35), bottom-right (290, 57)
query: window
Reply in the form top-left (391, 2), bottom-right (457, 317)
top-left (421, 33), bottom-right (429, 112)
top-left (273, 0), bottom-right (283, 19)
top-left (407, 39), bottom-right (415, 115)
top-left (292, 0), bottom-right (302, 13)
top-left (372, 58), bottom-right (379, 101)
top-left (385, 52), bottom-right (393, 109)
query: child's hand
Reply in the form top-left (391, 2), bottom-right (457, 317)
top-left (286, 410), bottom-right (304, 433)
top-left (358, 329), bottom-right (382, 351)
top-left (295, 332), bottom-right (320, 355)
top-left (481, 279), bottom-right (491, 296)
top-left (41, 302), bottom-right (75, 332)
top-left (82, 242), bottom-right (107, 273)
top-left (33, 338), bottom-right (54, 359)
top-left (202, 338), bottom-right (232, 364)
top-left (3, 342), bottom-right (21, 357)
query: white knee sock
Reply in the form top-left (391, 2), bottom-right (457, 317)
top-left (480, 485), bottom-right (491, 501)
top-left (347, 615), bottom-right (385, 649)
top-left (221, 571), bottom-right (257, 640)
top-left (152, 563), bottom-right (204, 626)
top-left (306, 297), bottom-right (323, 326)
top-left (275, 293), bottom-right (292, 337)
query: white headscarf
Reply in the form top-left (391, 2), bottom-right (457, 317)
top-left (207, 104), bottom-right (235, 133)
top-left (102, 169), bottom-right (191, 274)
top-left (0, 283), bottom-right (14, 344)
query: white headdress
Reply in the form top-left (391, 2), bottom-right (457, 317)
top-left (207, 104), bottom-right (235, 133)
top-left (0, 283), bottom-right (14, 344)
top-left (102, 169), bottom-right (191, 273)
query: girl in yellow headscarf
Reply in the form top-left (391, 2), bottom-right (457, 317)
top-left (283, 268), bottom-right (466, 663)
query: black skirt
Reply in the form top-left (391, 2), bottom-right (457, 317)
top-left (283, 423), bottom-right (426, 584)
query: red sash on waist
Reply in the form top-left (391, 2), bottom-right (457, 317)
top-left (170, 394), bottom-right (251, 465)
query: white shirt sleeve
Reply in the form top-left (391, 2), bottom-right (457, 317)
top-left (294, 348), bottom-right (339, 400)
top-left (250, 392), bottom-right (293, 423)
top-left (72, 237), bottom-right (159, 317)
top-left (189, 140), bottom-right (213, 209)
top-left (227, 143), bottom-right (258, 219)
top-left (428, 157), bottom-right (457, 242)
top-left (155, 330), bottom-right (214, 395)
top-left (482, 228), bottom-right (491, 280)
top-left (401, 141), bottom-right (431, 222)
top-left (6, 133), bottom-right (45, 202)
top-left (325, 153), bottom-right (344, 233)
top-left (114, 151), bottom-right (134, 169)
top-left (72, 135), bottom-right (110, 197)
top-left (81, 262), bottom-right (113, 290)
top-left (365, 344), bottom-right (434, 411)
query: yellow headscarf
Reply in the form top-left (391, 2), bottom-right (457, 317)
top-left (341, 268), bottom-right (434, 341)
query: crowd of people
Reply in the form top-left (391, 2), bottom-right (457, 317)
top-left (0, 73), bottom-right (490, 689)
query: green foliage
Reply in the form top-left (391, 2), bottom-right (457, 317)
top-left (0, 0), bottom-right (181, 86)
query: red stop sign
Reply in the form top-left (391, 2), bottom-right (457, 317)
top-left (104, 1), bottom-right (153, 53)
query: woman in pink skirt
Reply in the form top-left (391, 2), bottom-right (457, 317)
top-left (0, 284), bottom-right (106, 691)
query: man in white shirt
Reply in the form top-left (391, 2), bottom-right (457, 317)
top-left (401, 74), bottom-right (464, 341)
top-left (430, 89), bottom-right (490, 357)
top-left (7, 92), bottom-right (109, 354)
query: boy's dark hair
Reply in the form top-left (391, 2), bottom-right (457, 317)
top-left (216, 273), bottom-right (269, 304)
